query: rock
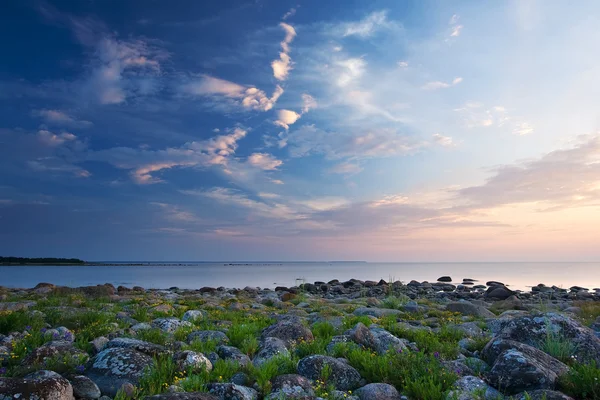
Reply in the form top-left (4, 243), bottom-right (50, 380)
top-left (87, 347), bottom-right (153, 397)
top-left (44, 327), bottom-right (75, 342)
top-left (297, 355), bottom-right (362, 391)
top-left (512, 390), bottom-right (574, 400)
top-left (253, 337), bottom-right (290, 366)
top-left (151, 304), bottom-right (174, 313)
top-left (355, 383), bottom-right (401, 399)
top-left (326, 335), bottom-right (353, 353)
top-left (217, 345), bottom-right (251, 367)
top-left (144, 393), bottom-right (218, 399)
top-left (187, 330), bottom-right (229, 345)
top-left (490, 296), bottom-right (524, 313)
top-left (90, 336), bottom-right (110, 354)
top-left (281, 292), bottom-right (297, 302)
top-left (69, 375), bottom-right (102, 399)
top-left (267, 374), bottom-right (315, 399)
top-left (446, 301), bottom-right (496, 318)
top-left (482, 338), bottom-right (568, 373)
top-left (446, 376), bottom-right (503, 400)
top-left (182, 310), bottom-right (206, 322)
top-left (353, 308), bottom-right (401, 318)
top-left (21, 340), bottom-right (88, 367)
top-left (486, 281), bottom-right (505, 287)
top-left (485, 285), bottom-right (515, 300)
top-left (437, 276), bottom-right (452, 282)
top-left (206, 383), bottom-right (258, 400)
top-left (487, 347), bottom-right (568, 394)
top-left (261, 319), bottom-right (314, 348)
top-left (151, 318), bottom-right (192, 333)
top-left (105, 337), bottom-right (166, 356)
top-left (0, 301), bottom-right (37, 312)
top-left (369, 327), bottom-right (408, 355)
top-left (173, 350), bottom-right (212, 372)
top-left (494, 313), bottom-right (600, 364)
top-left (0, 370), bottom-right (73, 400)
top-left (131, 322), bottom-right (153, 331)
top-left (348, 323), bottom-right (376, 349)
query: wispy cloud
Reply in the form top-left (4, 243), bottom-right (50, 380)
top-left (343, 11), bottom-right (391, 38)
top-left (282, 7), bottom-right (297, 20)
top-left (432, 133), bottom-right (456, 148)
top-left (448, 14), bottom-right (463, 38)
top-left (247, 153), bottom-right (283, 170)
top-left (421, 77), bottom-right (463, 90)
top-left (454, 103), bottom-right (533, 134)
top-left (328, 162), bottom-right (363, 175)
top-left (272, 23), bottom-right (297, 81)
top-left (33, 109), bottom-right (92, 128)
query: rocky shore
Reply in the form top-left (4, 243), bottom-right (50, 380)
top-left (1, 277), bottom-right (599, 400)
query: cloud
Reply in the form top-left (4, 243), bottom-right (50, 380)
top-left (288, 125), bottom-right (427, 159)
top-left (451, 25), bottom-right (464, 37)
top-left (274, 109), bottom-right (301, 130)
top-left (272, 23), bottom-right (297, 80)
top-left (421, 77), bottom-right (463, 90)
top-left (454, 103), bottom-right (533, 134)
top-left (458, 134), bottom-right (600, 210)
top-left (336, 57), bottom-right (367, 87)
top-left (432, 134), bottom-right (455, 148)
top-left (91, 128), bottom-right (248, 184)
top-left (328, 162), bottom-right (363, 175)
top-left (151, 202), bottom-right (199, 222)
top-left (343, 11), bottom-right (390, 38)
top-left (301, 94), bottom-right (318, 113)
top-left (28, 158), bottom-right (90, 178)
top-left (514, 122), bottom-right (534, 136)
top-left (247, 153), bottom-right (283, 170)
top-left (258, 192), bottom-right (281, 199)
top-left (182, 75), bottom-right (283, 112)
top-left (282, 8), bottom-right (297, 20)
top-left (397, 61), bottom-right (409, 68)
top-left (270, 179), bottom-right (285, 185)
top-left (33, 109), bottom-right (92, 127)
top-left (37, 130), bottom-right (77, 147)
top-left (448, 14), bottom-right (463, 38)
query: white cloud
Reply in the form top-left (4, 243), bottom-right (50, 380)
top-left (328, 162), bottom-right (363, 175)
top-left (282, 7), bottom-right (297, 20)
top-left (33, 109), bottom-right (92, 127)
top-left (454, 103), bottom-right (532, 134)
top-left (432, 133), bottom-right (455, 148)
top-left (514, 122), bottom-right (534, 135)
top-left (272, 23), bottom-right (297, 81)
top-left (270, 179), bottom-right (285, 185)
top-left (343, 11), bottom-right (390, 38)
top-left (182, 75), bottom-right (283, 112)
top-left (301, 94), bottom-right (317, 113)
top-left (258, 192), bottom-right (280, 199)
top-left (247, 153), bottom-right (283, 170)
top-left (422, 77), bottom-right (463, 90)
top-left (274, 109), bottom-right (301, 129)
top-left (448, 14), bottom-right (463, 38)
top-left (37, 130), bottom-right (77, 147)
top-left (336, 57), bottom-right (366, 87)
top-left (397, 61), bottom-right (409, 68)
top-left (451, 25), bottom-right (464, 37)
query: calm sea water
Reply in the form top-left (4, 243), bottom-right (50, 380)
top-left (0, 262), bottom-right (598, 291)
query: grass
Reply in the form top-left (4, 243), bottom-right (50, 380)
top-left (381, 294), bottom-right (410, 310)
top-left (574, 301), bottom-right (600, 327)
top-left (538, 320), bottom-right (577, 364)
top-left (135, 328), bottom-right (170, 346)
top-left (559, 361), bottom-right (600, 399)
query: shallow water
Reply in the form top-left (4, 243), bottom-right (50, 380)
top-left (1, 262), bottom-right (598, 291)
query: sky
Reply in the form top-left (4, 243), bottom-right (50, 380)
top-left (1, 0), bottom-right (600, 262)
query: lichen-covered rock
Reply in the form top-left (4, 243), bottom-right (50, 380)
top-left (266, 374), bottom-right (315, 399)
top-left (297, 355), bottom-right (362, 391)
top-left (0, 370), bottom-right (73, 400)
top-left (182, 310), bottom-right (206, 323)
top-left (355, 383), bottom-right (401, 399)
top-left (206, 383), bottom-right (258, 400)
top-left (446, 376), bottom-right (503, 400)
top-left (512, 390), bottom-right (574, 400)
top-left (105, 337), bottom-right (166, 356)
top-left (151, 318), bottom-right (192, 333)
top-left (369, 327), bottom-right (408, 355)
top-left (261, 319), bottom-right (314, 348)
top-left (494, 313), bottom-right (600, 364)
top-left (90, 336), bottom-right (110, 354)
top-left (173, 350), bottom-right (212, 373)
top-left (446, 302), bottom-right (496, 318)
top-left (353, 308), bottom-right (401, 318)
top-left (21, 340), bottom-right (88, 367)
top-left (187, 330), bottom-right (229, 345)
top-left (482, 338), bottom-right (568, 374)
top-left (487, 348), bottom-right (568, 394)
top-left (87, 347), bottom-right (152, 397)
top-left (216, 346), bottom-right (251, 367)
top-left (69, 375), bottom-right (102, 399)
top-left (252, 337), bottom-right (290, 366)
top-left (144, 393), bottom-right (218, 399)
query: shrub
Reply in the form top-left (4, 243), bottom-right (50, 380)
top-left (559, 361), bottom-right (600, 399)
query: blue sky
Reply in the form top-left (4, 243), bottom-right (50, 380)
top-left (2, 0), bottom-right (600, 261)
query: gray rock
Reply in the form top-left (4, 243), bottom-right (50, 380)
top-left (261, 319), bottom-right (314, 348)
top-left (217, 345), bottom-right (251, 367)
top-left (187, 330), bottom-right (229, 345)
top-left (297, 355), bottom-right (362, 391)
top-left (69, 375), bottom-right (102, 399)
top-left (353, 308), bottom-right (401, 318)
top-left (512, 390), bottom-right (574, 400)
top-left (206, 383), bottom-right (258, 400)
top-left (131, 322), bottom-right (153, 331)
top-left (446, 376), bottom-right (503, 400)
top-left (90, 336), bottom-right (110, 354)
top-left (355, 383), bottom-right (401, 399)
top-left (106, 337), bottom-right (166, 356)
top-left (326, 335), bottom-right (353, 353)
top-left (0, 301), bottom-right (36, 312)
top-left (144, 393), bottom-right (218, 400)
top-left (485, 286), bottom-right (515, 300)
top-left (266, 374), bottom-right (315, 399)
top-left (21, 340), bottom-right (88, 367)
top-left (253, 337), bottom-right (290, 366)
top-left (182, 310), bottom-right (206, 322)
top-left (87, 347), bottom-right (153, 397)
top-left (0, 370), bottom-right (73, 400)
top-left (152, 318), bottom-right (192, 333)
top-left (173, 350), bottom-right (213, 372)
top-left (369, 327), bottom-right (408, 355)
top-left (446, 301), bottom-right (495, 318)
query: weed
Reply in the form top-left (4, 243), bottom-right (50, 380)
top-left (559, 361), bottom-right (600, 399)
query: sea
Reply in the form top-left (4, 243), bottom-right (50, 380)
top-left (1, 262), bottom-right (599, 291)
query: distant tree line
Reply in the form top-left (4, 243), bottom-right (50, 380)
top-left (0, 256), bottom-right (85, 265)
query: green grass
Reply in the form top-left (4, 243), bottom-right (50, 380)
top-left (137, 355), bottom-right (178, 396)
top-left (135, 328), bottom-right (170, 346)
top-left (340, 315), bottom-right (373, 331)
top-left (539, 321), bottom-right (578, 364)
top-left (246, 355), bottom-right (296, 393)
top-left (559, 361), bottom-right (600, 399)
top-left (0, 310), bottom-right (45, 335)
top-left (381, 294), bottom-right (410, 310)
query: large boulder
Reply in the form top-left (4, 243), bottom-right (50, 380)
top-left (446, 301), bottom-right (496, 318)
top-left (347, 323), bottom-right (407, 355)
top-left (0, 370), bottom-right (73, 400)
top-left (261, 319), bottom-right (314, 348)
top-left (494, 313), bottom-right (600, 364)
top-left (266, 374), bottom-right (315, 399)
top-left (487, 348), bottom-right (568, 394)
top-left (482, 338), bottom-right (568, 373)
top-left (105, 337), bottom-right (166, 356)
top-left (446, 376), bottom-right (503, 400)
top-left (253, 337), bottom-right (290, 366)
top-left (187, 330), bottom-right (229, 345)
top-left (216, 345), bottom-right (251, 367)
top-left (69, 375), bottom-right (102, 399)
top-left (21, 340), bottom-right (89, 368)
top-left (86, 347), bottom-right (153, 397)
top-left (182, 310), bottom-right (206, 323)
top-left (297, 355), bottom-right (362, 391)
top-left (355, 383), bottom-right (401, 399)
top-left (173, 350), bottom-right (212, 373)
top-left (152, 318), bottom-right (192, 333)
top-left (485, 285), bottom-right (515, 300)
top-left (206, 383), bottom-right (258, 400)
